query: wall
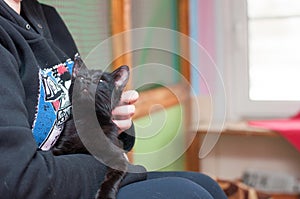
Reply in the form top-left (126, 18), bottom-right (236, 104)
top-left (201, 134), bottom-right (300, 180)
top-left (130, 0), bottom-right (186, 171)
top-left (133, 105), bottom-right (185, 171)
top-left (190, 0), bottom-right (300, 180)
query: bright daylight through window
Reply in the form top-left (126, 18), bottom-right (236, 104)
top-left (248, 0), bottom-right (300, 101)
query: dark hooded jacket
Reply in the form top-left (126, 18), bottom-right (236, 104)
top-left (0, 0), bottom-right (136, 198)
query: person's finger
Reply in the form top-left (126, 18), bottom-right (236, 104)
top-left (120, 90), bottom-right (139, 105)
top-left (112, 105), bottom-right (135, 120)
top-left (113, 119), bottom-right (132, 134)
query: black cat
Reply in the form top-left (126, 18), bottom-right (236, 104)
top-left (52, 55), bottom-right (145, 199)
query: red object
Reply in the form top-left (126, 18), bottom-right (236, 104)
top-left (57, 64), bottom-right (68, 75)
top-left (248, 113), bottom-right (300, 152)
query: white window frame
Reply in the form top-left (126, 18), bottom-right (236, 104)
top-left (220, 0), bottom-right (300, 121)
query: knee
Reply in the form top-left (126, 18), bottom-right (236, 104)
top-left (118, 177), bottom-right (214, 199)
top-left (166, 177), bottom-right (214, 198)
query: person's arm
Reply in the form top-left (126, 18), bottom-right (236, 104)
top-left (0, 44), bottom-right (105, 199)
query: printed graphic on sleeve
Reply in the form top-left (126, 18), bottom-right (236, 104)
top-left (32, 59), bottom-right (74, 151)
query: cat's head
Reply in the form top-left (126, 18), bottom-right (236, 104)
top-left (94, 66), bottom-right (130, 120)
top-left (70, 55), bottom-right (103, 105)
top-left (71, 55), bottom-right (130, 118)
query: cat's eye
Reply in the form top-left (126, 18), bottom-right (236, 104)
top-left (99, 76), bottom-right (107, 83)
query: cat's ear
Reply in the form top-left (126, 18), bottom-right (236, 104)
top-left (112, 65), bottom-right (129, 90)
top-left (72, 54), bottom-right (87, 79)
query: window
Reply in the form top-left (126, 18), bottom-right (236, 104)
top-left (248, 0), bottom-right (300, 101)
top-left (227, 0), bottom-right (300, 120)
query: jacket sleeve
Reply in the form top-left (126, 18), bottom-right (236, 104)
top-left (0, 44), bottom-right (107, 199)
top-left (118, 123), bottom-right (136, 152)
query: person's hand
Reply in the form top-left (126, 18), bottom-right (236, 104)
top-left (112, 90), bottom-right (139, 134)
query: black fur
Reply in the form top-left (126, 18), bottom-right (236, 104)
top-left (52, 55), bottom-right (130, 199)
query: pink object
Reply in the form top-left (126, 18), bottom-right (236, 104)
top-left (248, 113), bottom-right (300, 152)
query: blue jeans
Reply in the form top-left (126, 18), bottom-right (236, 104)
top-left (117, 171), bottom-right (227, 199)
